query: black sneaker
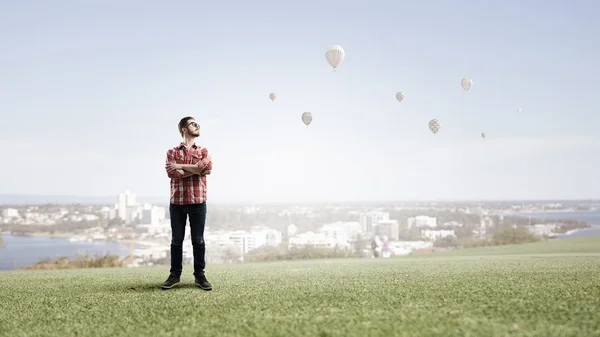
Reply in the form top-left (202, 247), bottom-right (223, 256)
top-left (195, 274), bottom-right (212, 291)
top-left (161, 274), bottom-right (180, 289)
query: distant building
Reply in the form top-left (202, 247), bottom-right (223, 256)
top-left (289, 231), bottom-right (336, 249)
top-left (229, 230), bottom-right (254, 255)
top-left (135, 223), bottom-right (170, 236)
top-left (2, 208), bottom-right (19, 218)
top-left (376, 219), bottom-right (400, 240)
top-left (116, 190), bottom-right (138, 224)
top-left (142, 205), bottom-right (166, 225)
top-left (287, 224), bottom-right (299, 237)
top-left (229, 226), bottom-right (283, 255)
top-left (421, 229), bottom-right (455, 241)
top-left (359, 211), bottom-right (390, 234)
top-left (408, 216), bottom-right (437, 229)
top-left (249, 225), bottom-right (283, 248)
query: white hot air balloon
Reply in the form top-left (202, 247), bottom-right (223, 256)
top-left (269, 93), bottom-right (276, 102)
top-left (461, 77), bottom-right (473, 91)
top-left (301, 112), bottom-right (312, 127)
top-left (396, 91), bottom-right (404, 102)
top-left (517, 108), bottom-right (522, 113)
top-left (325, 45), bottom-right (345, 71)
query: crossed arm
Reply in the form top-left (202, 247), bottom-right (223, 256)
top-left (165, 149), bottom-right (213, 179)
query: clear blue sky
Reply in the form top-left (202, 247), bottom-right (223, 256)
top-left (1, 0), bottom-right (599, 202)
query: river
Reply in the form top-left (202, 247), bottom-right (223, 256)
top-left (0, 235), bottom-right (142, 271)
top-left (519, 210), bottom-right (600, 238)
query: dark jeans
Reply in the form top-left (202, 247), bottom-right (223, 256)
top-left (169, 203), bottom-right (207, 277)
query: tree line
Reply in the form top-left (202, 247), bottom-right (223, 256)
top-left (433, 227), bottom-right (543, 249)
top-left (23, 252), bottom-right (126, 270)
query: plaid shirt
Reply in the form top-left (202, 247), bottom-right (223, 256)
top-left (165, 142), bottom-right (212, 205)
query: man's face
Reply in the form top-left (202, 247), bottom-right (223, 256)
top-left (184, 120), bottom-right (200, 137)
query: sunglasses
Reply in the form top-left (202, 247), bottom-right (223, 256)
top-left (186, 121), bottom-right (200, 128)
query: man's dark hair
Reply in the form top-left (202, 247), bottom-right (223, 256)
top-left (178, 116), bottom-right (196, 137)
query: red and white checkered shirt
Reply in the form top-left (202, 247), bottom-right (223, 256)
top-left (165, 142), bottom-right (212, 205)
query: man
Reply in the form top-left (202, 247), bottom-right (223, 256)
top-left (161, 116), bottom-right (213, 290)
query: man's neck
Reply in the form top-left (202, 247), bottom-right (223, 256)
top-left (182, 137), bottom-right (196, 148)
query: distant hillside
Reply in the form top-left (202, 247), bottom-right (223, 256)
top-left (417, 236), bottom-right (600, 257)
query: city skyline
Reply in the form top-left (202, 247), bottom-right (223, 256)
top-left (1, 191), bottom-right (599, 206)
top-left (1, 1), bottom-right (599, 202)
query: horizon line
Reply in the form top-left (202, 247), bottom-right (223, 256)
top-left (0, 193), bottom-right (599, 205)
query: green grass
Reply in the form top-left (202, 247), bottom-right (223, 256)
top-left (1, 238), bottom-right (600, 337)
top-left (415, 236), bottom-right (600, 257)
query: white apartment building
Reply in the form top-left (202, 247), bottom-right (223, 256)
top-left (2, 208), bottom-right (19, 218)
top-left (319, 221), bottom-right (362, 241)
top-left (142, 205), bottom-right (166, 226)
top-left (408, 216), bottom-right (437, 229)
top-left (229, 226), bottom-right (283, 255)
top-left (421, 229), bottom-right (455, 241)
top-left (289, 221), bottom-right (363, 249)
top-left (359, 211), bottom-right (390, 233)
top-left (287, 224), bottom-right (299, 238)
top-left (115, 190), bottom-right (139, 224)
top-left (249, 225), bottom-right (283, 248)
top-left (229, 230), bottom-right (254, 254)
top-left (376, 219), bottom-right (400, 240)
top-left (289, 231), bottom-right (338, 249)
top-left (205, 230), bottom-right (235, 246)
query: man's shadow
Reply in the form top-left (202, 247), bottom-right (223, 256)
top-left (126, 283), bottom-right (206, 292)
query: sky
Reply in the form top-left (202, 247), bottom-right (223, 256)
top-left (1, 0), bottom-right (599, 203)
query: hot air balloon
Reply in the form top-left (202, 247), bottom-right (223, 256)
top-left (325, 45), bottom-right (345, 71)
top-left (517, 108), bottom-right (522, 113)
top-left (269, 93), bottom-right (276, 102)
top-left (461, 77), bottom-right (473, 91)
top-left (301, 112), bottom-right (312, 127)
top-left (428, 119), bottom-right (440, 135)
top-left (396, 91), bottom-right (404, 102)
top-left (481, 132), bottom-right (486, 139)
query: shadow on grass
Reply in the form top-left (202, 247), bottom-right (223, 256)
top-left (127, 282), bottom-right (212, 292)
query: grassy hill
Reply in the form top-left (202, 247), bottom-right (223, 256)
top-left (0, 237), bottom-right (599, 337)
top-left (414, 236), bottom-right (600, 257)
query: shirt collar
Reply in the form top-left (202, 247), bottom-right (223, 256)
top-left (178, 142), bottom-right (199, 150)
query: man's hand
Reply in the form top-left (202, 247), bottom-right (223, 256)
top-left (165, 162), bottom-right (182, 173)
top-left (198, 155), bottom-right (211, 166)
